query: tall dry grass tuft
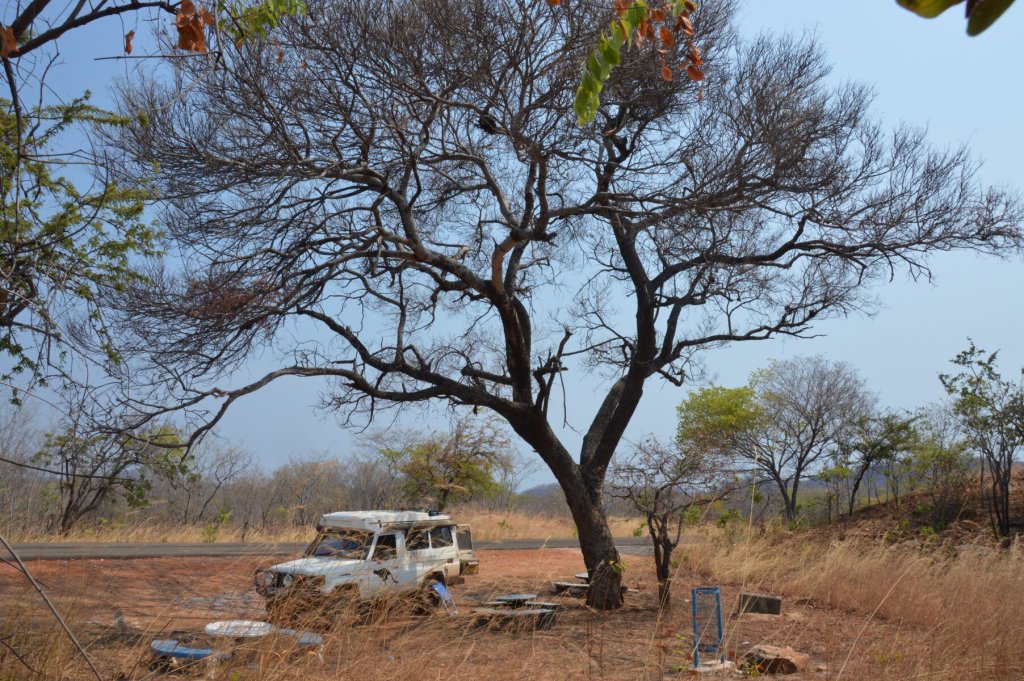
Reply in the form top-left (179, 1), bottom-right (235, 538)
top-left (0, 599), bottom-right (97, 680)
top-left (2, 586), bottom-right (600, 680)
top-left (683, 528), bottom-right (1024, 679)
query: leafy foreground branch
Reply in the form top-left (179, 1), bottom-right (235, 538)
top-left (898, 0), bottom-right (1015, 36)
top-left (572, 0), bottom-right (703, 126)
top-left (0, 96), bottom-right (158, 387)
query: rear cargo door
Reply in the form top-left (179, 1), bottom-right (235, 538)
top-left (456, 524), bottom-right (477, 575)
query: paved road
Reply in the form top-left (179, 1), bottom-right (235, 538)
top-left (8, 537), bottom-right (652, 561)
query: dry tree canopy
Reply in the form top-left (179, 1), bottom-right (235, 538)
top-left (105, 0), bottom-right (1019, 564)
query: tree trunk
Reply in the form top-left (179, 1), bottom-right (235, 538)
top-left (788, 476), bottom-right (802, 523)
top-left (773, 476), bottom-right (796, 523)
top-left (508, 417), bottom-right (624, 610)
top-left (654, 533), bottom-right (672, 610)
top-left (848, 464), bottom-right (869, 516)
top-left (569, 492), bottom-right (623, 610)
top-left (658, 578), bottom-right (671, 610)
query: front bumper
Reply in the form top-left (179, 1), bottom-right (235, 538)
top-left (254, 569), bottom-right (325, 597)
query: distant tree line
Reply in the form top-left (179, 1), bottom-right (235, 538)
top-left (0, 413), bottom-right (545, 538)
top-left (3, 345), bottom-right (1020, 545)
top-left (607, 346), bottom-right (1024, 610)
top-left (614, 346), bottom-right (1024, 552)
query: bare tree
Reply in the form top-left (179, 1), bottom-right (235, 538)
top-left (0, 402), bottom-right (47, 535)
top-left (269, 456), bottom-right (349, 527)
top-left (164, 441), bottom-right (254, 524)
top-left (35, 418), bottom-right (185, 534)
top-left (105, 0), bottom-right (1021, 608)
top-left (220, 469), bottom-right (279, 536)
top-left (733, 357), bottom-right (872, 522)
top-left (342, 454), bottom-right (405, 510)
top-left (611, 437), bottom-right (729, 610)
top-left (490, 448), bottom-right (540, 512)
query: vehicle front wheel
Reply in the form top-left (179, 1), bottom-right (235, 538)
top-left (410, 578), bottom-right (448, 616)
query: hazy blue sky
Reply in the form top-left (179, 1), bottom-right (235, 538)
top-left (14, 1), bottom-right (1024, 486)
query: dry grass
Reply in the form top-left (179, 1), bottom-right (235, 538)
top-left (6, 522), bottom-right (314, 545)
top-left (450, 506), bottom-right (642, 542)
top-left (1, 549), bottom-right (676, 681)
top-left (6, 529), bottom-right (1024, 680)
top-left (680, 526), bottom-right (1024, 679)
top-left (6, 507), bottom-right (643, 544)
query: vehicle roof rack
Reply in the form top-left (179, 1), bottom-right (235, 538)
top-left (317, 510), bottom-right (454, 532)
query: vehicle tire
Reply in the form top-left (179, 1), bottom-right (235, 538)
top-left (323, 586), bottom-right (361, 630)
top-left (411, 576), bottom-right (445, 616)
top-left (265, 596), bottom-right (295, 627)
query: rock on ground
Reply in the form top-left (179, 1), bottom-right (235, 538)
top-left (741, 644), bottom-right (811, 674)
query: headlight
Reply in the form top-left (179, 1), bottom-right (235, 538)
top-left (281, 573), bottom-right (294, 587)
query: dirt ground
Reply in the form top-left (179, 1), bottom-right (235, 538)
top-left (0, 548), bottom-right (954, 680)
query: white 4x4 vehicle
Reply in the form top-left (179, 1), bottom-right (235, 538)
top-left (255, 510), bottom-right (477, 618)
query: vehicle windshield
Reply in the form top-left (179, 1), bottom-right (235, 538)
top-left (306, 530), bottom-right (371, 559)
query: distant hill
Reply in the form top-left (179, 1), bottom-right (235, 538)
top-left (520, 482), bottom-right (562, 498)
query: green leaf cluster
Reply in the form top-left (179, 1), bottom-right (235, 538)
top-left (897, 0), bottom-right (1015, 35)
top-left (33, 425), bottom-right (186, 532)
top-left (940, 343), bottom-right (1024, 440)
top-left (221, 0), bottom-right (306, 46)
top-left (378, 418), bottom-right (516, 512)
top-left (573, 8), bottom-right (634, 126)
top-left (573, 0), bottom-right (697, 125)
top-left (675, 385), bottom-right (764, 454)
top-left (1, 94), bottom-right (160, 385)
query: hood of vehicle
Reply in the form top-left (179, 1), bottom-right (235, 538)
top-left (270, 557), bottom-right (365, 576)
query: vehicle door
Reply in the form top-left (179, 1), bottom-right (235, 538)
top-left (456, 524), bottom-right (478, 575)
top-left (400, 525), bottom-right (439, 584)
top-left (428, 525), bottom-right (459, 582)
top-left (361, 533), bottom-right (400, 597)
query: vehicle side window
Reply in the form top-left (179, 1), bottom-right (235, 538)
top-left (373, 534), bottom-right (398, 561)
top-left (406, 530), bottom-right (429, 551)
top-left (430, 526), bottom-right (454, 548)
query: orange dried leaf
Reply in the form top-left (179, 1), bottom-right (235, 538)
top-left (651, 8), bottom-right (665, 22)
top-left (659, 25), bottom-right (674, 47)
top-left (661, 65), bottom-right (673, 81)
top-left (615, 0), bottom-right (629, 16)
top-left (276, 48), bottom-right (284, 63)
top-left (547, 0), bottom-right (562, 6)
top-left (685, 0), bottom-right (697, 11)
top-left (687, 42), bottom-right (703, 65)
top-left (124, 30), bottom-right (135, 55)
top-left (178, 20), bottom-right (205, 52)
top-left (1, 26), bottom-right (18, 58)
top-left (686, 63), bottom-right (705, 81)
top-left (678, 14), bottom-right (695, 36)
top-left (175, 0), bottom-right (206, 52)
top-left (199, 6), bottom-right (216, 25)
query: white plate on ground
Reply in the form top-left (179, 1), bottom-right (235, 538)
top-left (204, 620), bottom-right (274, 638)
